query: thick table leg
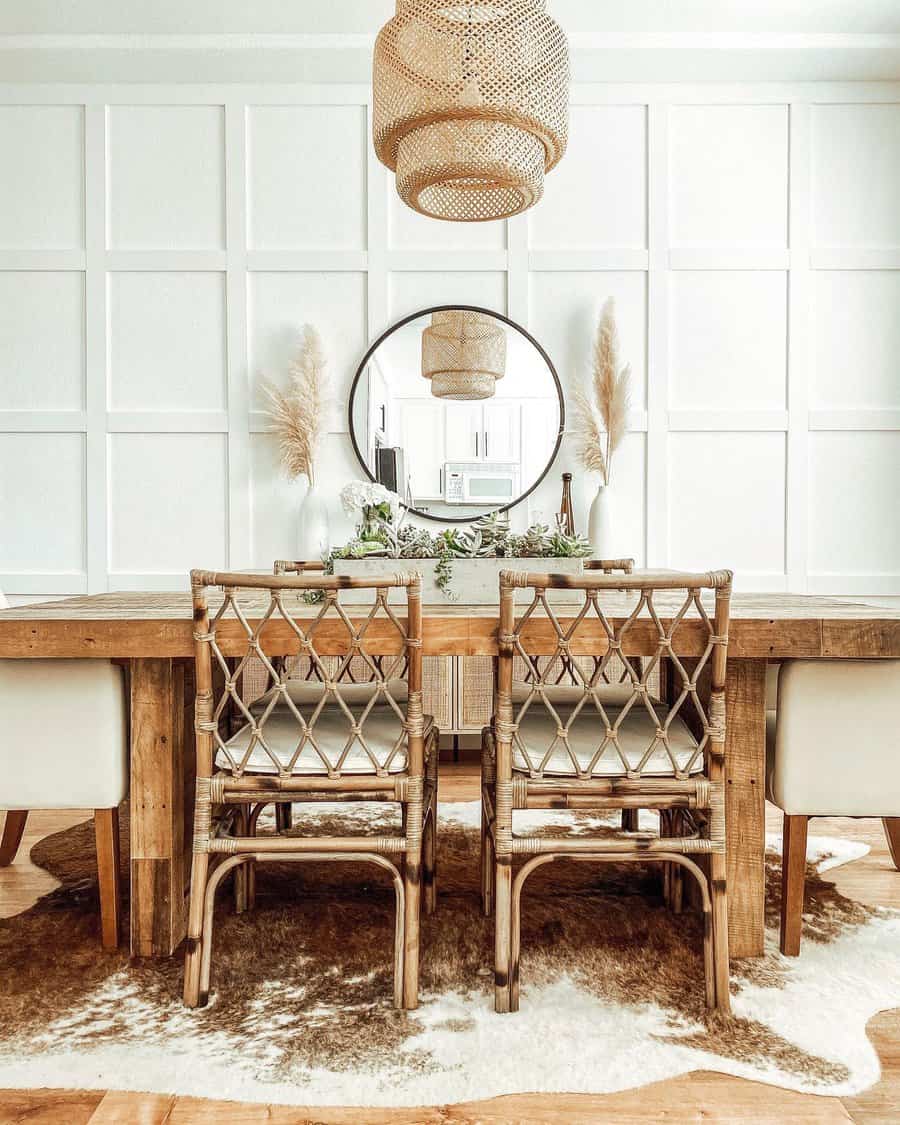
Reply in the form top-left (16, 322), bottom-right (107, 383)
top-left (724, 658), bottom-right (767, 958)
top-left (130, 658), bottom-right (195, 957)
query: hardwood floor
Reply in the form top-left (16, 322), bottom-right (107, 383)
top-left (1, 767), bottom-right (898, 1124)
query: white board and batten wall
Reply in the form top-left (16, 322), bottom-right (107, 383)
top-left (1, 80), bottom-right (899, 601)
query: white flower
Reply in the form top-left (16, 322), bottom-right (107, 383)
top-left (340, 480), bottom-right (401, 518)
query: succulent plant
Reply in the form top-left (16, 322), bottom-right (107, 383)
top-left (312, 509), bottom-right (591, 603)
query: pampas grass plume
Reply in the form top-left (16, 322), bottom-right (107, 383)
top-left (261, 324), bottom-right (330, 486)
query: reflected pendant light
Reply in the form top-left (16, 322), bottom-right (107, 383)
top-left (422, 310), bottom-right (506, 399)
top-left (373, 1), bottom-right (569, 222)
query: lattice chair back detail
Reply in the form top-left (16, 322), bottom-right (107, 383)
top-left (501, 570), bottom-right (731, 782)
top-left (193, 571), bottom-right (422, 781)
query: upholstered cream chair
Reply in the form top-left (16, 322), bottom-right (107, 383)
top-left (0, 590), bottom-right (127, 949)
top-left (766, 659), bottom-right (900, 955)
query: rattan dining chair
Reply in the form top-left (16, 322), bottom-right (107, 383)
top-left (183, 568), bottom-right (438, 1011)
top-left (482, 568), bottom-right (733, 1014)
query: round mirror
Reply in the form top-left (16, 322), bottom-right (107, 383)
top-left (348, 306), bottom-right (564, 523)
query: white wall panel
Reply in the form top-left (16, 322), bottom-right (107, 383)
top-left (811, 104), bottom-right (900, 247)
top-left (529, 271), bottom-right (648, 407)
top-left (389, 191), bottom-right (506, 252)
top-left (1, 85), bottom-right (897, 597)
top-left (0, 272), bottom-right (84, 411)
top-left (670, 105), bottom-right (788, 247)
top-left (248, 270), bottom-right (366, 410)
top-left (247, 105), bottom-right (366, 251)
top-left (0, 433), bottom-right (85, 572)
top-left (0, 106), bottom-right (83, 250)
top-left (670, 271), bottom-right (787, 410)
top-left (529, 106), bottom-right (647, 250)
top-left (107, 105), bottom-right (225, 249)
top-left (812, 271), bottom-right (900, 409)
top-left (108, 433), bottom-right (227, 574)
top-left (668, 432), bottom-right (786, 576)
top-left (108, 271), bottom-right (226, 411)
top-left (810, 432), bottom-right (900, 576)
top-left (389, 271), bottom-right (507, 321)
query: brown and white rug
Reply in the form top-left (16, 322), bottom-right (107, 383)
top-left (0, 803), bottom-right (897, 1107)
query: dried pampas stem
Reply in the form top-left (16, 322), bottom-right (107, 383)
top-left (573, 297), bottom-right (631, 486)
top-left (261, 324), bottom-right (330, 487)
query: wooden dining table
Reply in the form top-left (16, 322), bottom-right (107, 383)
top-left (1, 589), bottom-right (898, 961)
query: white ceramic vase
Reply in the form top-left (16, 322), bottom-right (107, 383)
top-left (297, 479), bottom-right (330, 561)
top-left (587, 481), bottom-right (615, 560)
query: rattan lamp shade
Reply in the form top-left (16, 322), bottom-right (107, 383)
top-left (422, 310), bottom-right (507, 399)
top-left (373, 0), bottom-right (569, 222)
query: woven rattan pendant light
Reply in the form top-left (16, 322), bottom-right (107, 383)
top-left (373, 1), bottom-right (569, 222)
top-left (422, 310), bottom-right (507, 399)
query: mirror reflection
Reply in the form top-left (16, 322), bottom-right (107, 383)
top-left (349, 307), bottom-right (562, 522)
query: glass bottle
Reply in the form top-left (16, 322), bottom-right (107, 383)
top-left (558, 472), bottom-right (575, 536)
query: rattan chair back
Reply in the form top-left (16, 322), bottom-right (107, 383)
top-left (497, 569), bottom-right (732, 781)
top-left (191, 569), bottom-right (424, 781)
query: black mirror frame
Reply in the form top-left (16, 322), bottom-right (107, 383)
top-left (347, 304), bottom-right (565, 524)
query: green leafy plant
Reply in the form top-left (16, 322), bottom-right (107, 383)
top-left (308, 510), bottom-right (591, 602)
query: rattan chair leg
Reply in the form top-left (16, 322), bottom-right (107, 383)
top-left (246, 803), bottom-right (266, 910)
top-left (0, 810), bottom-right (28, 866)
top-left (709, 850), bottom-right (731, 1012)
top-left (621, 808), bottom-right (640, 832)
top-left (183, 850), bottom-right (209, 1007)
top-left (423, 744), bottom-right (438, 915)
top-left (401, 773), bottom-right (424, 1008)
top-left (275, 802), bottom-right (293, 833)
top-left (233, 806), bottom-right (250, 914)
top-left (199, 855), bottom-right (251, 1005)
top-left (422, 806), bottom-right (436, 916)
top-left (494, 857), bottom-right (512, 1013)
top-left (94, 808), bottom-right (121, 950)
top-left (480, 793), bottom-right (494, 917)
top-left (402, 849), bottom-right (421, 1010)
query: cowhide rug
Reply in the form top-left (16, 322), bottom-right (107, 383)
top-left (0, 802), bottom-right (896, 1107)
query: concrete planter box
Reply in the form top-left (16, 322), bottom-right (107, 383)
top-left (332, 556), bottom-right (585, 605)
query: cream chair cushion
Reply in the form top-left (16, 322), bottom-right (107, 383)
top-left (0, 659), bottom-right (128, 810)
top-left (250, 678), bottom-right (408, 713)
top-left (510, 703), bottom-right (703, 777)
top-left (510, 682), bottom-right (660, 709)
top-left (218, 704), bottom-right (433, 775)
top-left (767, 659), bottom-right (900, 817)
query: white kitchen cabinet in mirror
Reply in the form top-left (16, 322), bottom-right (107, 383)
top-left (348, 306), bottom-right (563, 523)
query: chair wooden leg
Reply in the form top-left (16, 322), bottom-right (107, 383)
top-left (423, 749), bottom-right (438, 916)
top-left (275, 802), bottom-right (292, 833)
top-left (183, 851), bottom-right (209, 1006)
top-left (883, 818), bottom-right (900, 870)
top-left (94, 808), bottom-right (121, 951)
top-left (780, 814), bottom-right (809, 957)
top-left (0, 810), bottom-right (28, 867)
top-left (621, 808), bottom-right (639, 832)
top-left (402, 799), bottom-right (422, 1010)
top-left (709, 850), bottom-right (730, 1013)
top-left (233, 806), bottom-right (249, 914)
top-left (494, 856), bottom-right (512, 1013)
top-left (480, 791), bottom-right (494, 916)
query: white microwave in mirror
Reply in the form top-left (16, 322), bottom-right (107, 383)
top-left (443, 462), bottom-right (520, 505)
